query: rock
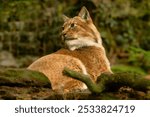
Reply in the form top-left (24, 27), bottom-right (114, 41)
top-left (0, 51), bottom-right (18, 67)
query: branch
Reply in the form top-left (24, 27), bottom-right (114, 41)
top-left (63, 67), bottom-right (103, 93)
top-left (98, 72), bottom-right (150, 91)
top-left (63, 68), bottom-right (150, 94)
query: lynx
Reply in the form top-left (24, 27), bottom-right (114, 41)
top-left (28, 7), bottom-right (112, 92)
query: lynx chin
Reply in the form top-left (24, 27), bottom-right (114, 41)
top-left (28, 6), bottom-right (113, 92)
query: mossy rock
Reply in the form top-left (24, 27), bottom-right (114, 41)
top-left (0, 68), bottom-right (51, 88)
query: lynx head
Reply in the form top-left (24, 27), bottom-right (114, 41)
top-left (61, 6), bottom-right (102, 51)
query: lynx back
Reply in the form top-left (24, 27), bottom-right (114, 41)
top-left (28, 6), bottom-right (112, 92)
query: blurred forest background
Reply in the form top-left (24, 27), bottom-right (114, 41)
top-left (0, 0), bottom-right (150, 76)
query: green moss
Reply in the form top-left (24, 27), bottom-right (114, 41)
top-left (0, 68), bottom-right (51, 88)
top-left (111, 64), bottom-right (146, 75)
top-left (127, 47), bottom-right (150, 71)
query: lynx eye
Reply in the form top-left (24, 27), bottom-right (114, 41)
top-left (70, 23), bottom-right (75, 28)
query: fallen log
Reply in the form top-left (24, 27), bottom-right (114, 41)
top-left (0, 68), bottom-right (51, 88)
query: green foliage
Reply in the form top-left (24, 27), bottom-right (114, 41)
top-left (127, 47), bottom-right (150, 72)
top-left (0, 0), bottom-right (149, 70)
top-left (94, 0), bottom-right (150, 51)
top-left (112, 64), bottom-right (146, 75)
top-left (0, 0), bottom-right (64, 56)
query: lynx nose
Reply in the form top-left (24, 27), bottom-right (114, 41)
top-left (61, 32), bottom-right (67, 41)
top-left (62, 32), bottom-right (67, 37)
top-left (63, 33), bottom-right (67, 37)
top-left (61, 32), bottom-right (67, 39)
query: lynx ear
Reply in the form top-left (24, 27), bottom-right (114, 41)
top-left (78, 6), bottom-right (91, 21)
top-left (62, 15), bottom-right (70, 22)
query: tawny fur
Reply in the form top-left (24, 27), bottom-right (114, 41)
top-left (55, 46), bottom-right (112, 81)
top-left (28, 6), bottom-right (112, 92)
top-left (28, 54), bottom-right (87, 92)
